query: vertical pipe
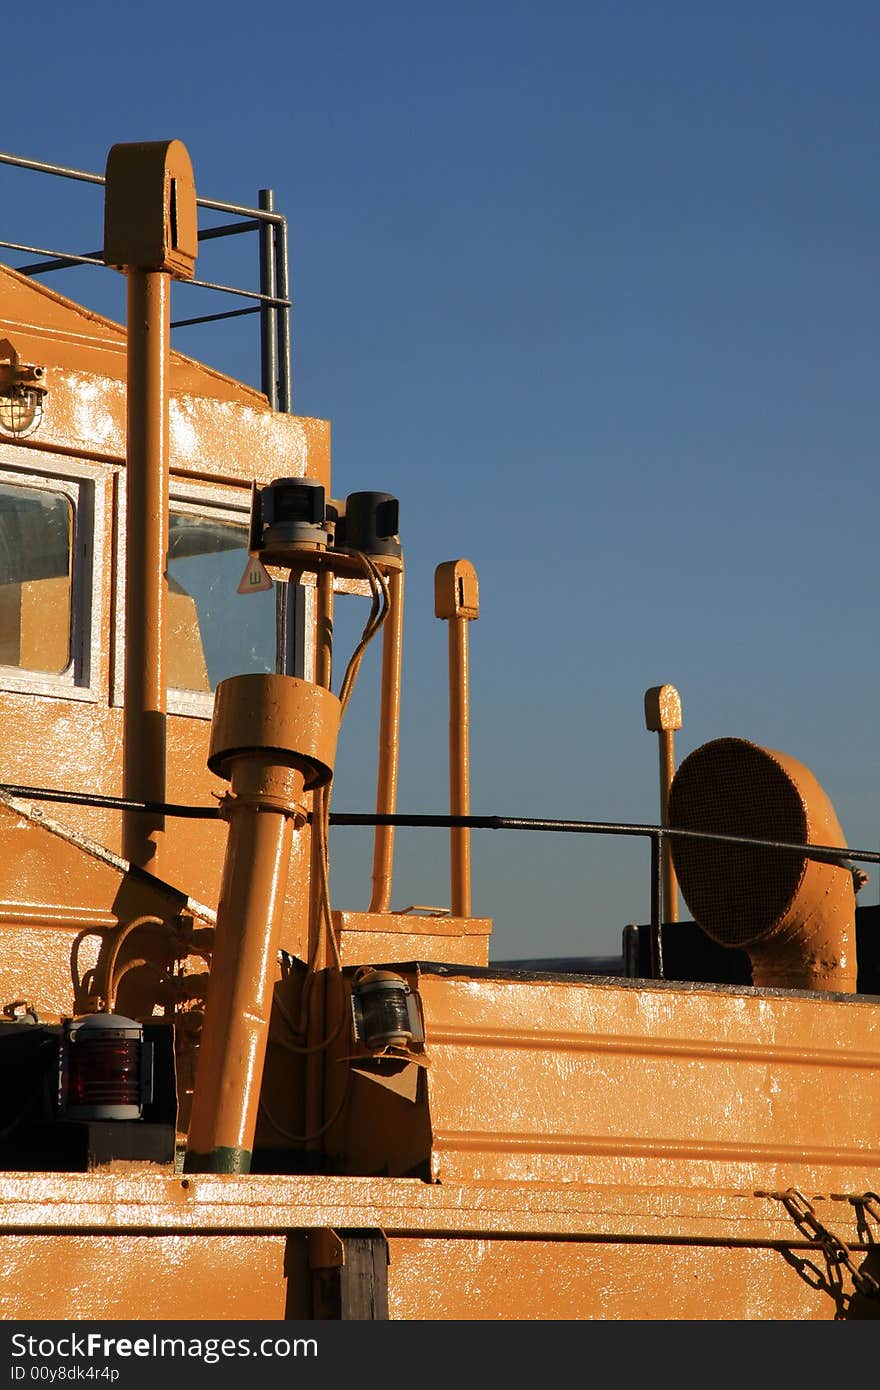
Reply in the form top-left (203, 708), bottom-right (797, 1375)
top-left (185, 757), bottom-right (306, 1172)
top-left (304, 566), bottom-right (334, 1151)
top-left (658, 728), bottom-right (678, 922)
top-left (123, 268), bottom-right (170, 872)
top-left (308, 566), bottom-right (334, 964)
top-left (275, 215), bottom-right (292, 413)
top-left (278, 578), bottom-right (307, 678)
top-left (185, 672), bottom-right (339, 1174)
top-left (435, 560), bottom-right (479, 919)
top-left (314, 571), bottom-right (334, 697)
top-left (448, 613), bottom-right (471, 918)
top-left (649, 832), bottom-right (664, 980)
top-left (644, 684), bottom-right (682, 924)
top-left (369, 564), bottom-right (404, 913)
top-left (258, 190), bottom-right (278, 411)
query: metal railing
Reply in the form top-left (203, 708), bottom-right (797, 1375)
top-left (325, 812), bottom-right (880, 981)
top-left (0, 151), bottom-right (292, 411)
top-left (0, 779), bottom-right (876, 982)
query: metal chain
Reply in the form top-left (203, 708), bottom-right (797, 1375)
top-left (854, 1191), bottom-right (880, 1227)
top-left (764, 1188), bottom-right (880, 1300)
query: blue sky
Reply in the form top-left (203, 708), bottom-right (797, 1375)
top-left (2, 2), bottom-right (878, 959)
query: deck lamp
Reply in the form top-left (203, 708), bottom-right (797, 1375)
top-left (0, 340), bottom-right (46, 438)
top-left (60, 1014), bottom-right (152, 1121)
top-left (351, 968), bottom-right (423, 1051)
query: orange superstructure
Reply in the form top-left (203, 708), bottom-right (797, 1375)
top-left (0, 138), bottom-right (875, 1322)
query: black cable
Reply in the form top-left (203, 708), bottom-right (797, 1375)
top-left (324, 812), bottom-right (879, 865)
top-left (0, 783), bottom-right (220, 819)
top-left (0, 784), bottom-right (875, 864)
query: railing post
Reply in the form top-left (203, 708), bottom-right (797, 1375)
top-left (434, 560), bottom-right (479, 918)
top-left (644, 684), bottom-right (682, 923)
top-left (275, 214), bottom-right (292, 412)
top-left (649, 832), bottom-right (664, 979)
top-left (258, 190), bottom-right (278, 410)
top-left (103, 140), bottom-right (198, 875)
top-left (369, 564), bottom-right (404, 913)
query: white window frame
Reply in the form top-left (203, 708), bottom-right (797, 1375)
top-left (0, 444), bottom-right (106, 703)
top-left (168, 481), bottom-right (262, 718)
top-left (113, 476), bottom-right (297, 720)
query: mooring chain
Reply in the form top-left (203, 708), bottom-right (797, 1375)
top-left (851, 1191), bottom-right (880, 1226)
top-left (761, 1188), bottom-right (880, 1300)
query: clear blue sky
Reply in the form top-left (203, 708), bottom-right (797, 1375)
top-left (3, 2), bottom-right (877, 959)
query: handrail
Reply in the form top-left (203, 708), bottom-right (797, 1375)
top-left (4, 783), bottom-right (876, 866)
top-left (0, 779), bottom-right (874, 985)
top-left (0, 151), bottom-right (283, 220)
top-left (0, 149), bottom-right (291, 408)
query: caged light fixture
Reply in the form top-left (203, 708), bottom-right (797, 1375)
top-left (0, 338), bottom-right (47, 438)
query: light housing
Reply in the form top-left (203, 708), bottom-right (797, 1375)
top-left (351, 968), bottom-right (424, 1051)
top-left (0, 340), bottom-right (46, 439)
top-left (60, 1013), bottom-right (153, 1121)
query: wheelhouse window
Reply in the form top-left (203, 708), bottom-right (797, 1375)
top-left (0, 482), bottom-right (73, 674)
top-left (0, 451), bottom-right (100, 701)
top-left (167, 507), bottom-right (276, 695)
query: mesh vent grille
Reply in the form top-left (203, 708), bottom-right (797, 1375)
top-left (668, 738), bottom-right (807, 946)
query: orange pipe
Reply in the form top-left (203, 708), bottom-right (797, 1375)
top-left (644, 684), bottom-right (682, 924)
top-left (183, 667), bottom-right (337, 1167)
top-left (308, 567), bottom-right (334, 966)
top-left (122, 268), bottom-right (169, 872)
top-left (304, 567), bottom-right (334, 1152)
top-left (185, 672), bottom-right (339, 1173)
top-left (185, 757), bottom-right (306, 1172)
top-left (658, 729), bottom-right (679, 922)
top-left (369, 564), bottom-right (404, 913)
top-left (448, 614), bottom-right (471, 918)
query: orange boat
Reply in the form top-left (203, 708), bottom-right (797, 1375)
top-left (0, 137), bottom-right (876, 1322)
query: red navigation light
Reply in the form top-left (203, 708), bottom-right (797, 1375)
top-left (61, 1014), bottom-right (149, 1121)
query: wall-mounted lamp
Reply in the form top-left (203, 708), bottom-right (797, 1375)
top-left (350, 967), bottom-right (424, 1051)
top-left (0, 339), bottom-right (47, 439)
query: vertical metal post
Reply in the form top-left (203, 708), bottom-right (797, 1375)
top-left (658, 729), bottom-right (678, 921)
top-left (258, 190), bottom-right (278, 411)
top-left (278, 578), bottom-right (307, 678)
top-left (369, 565), bottom-right (404, 912)
top-left (434, 560), bottom-right (479, 919)
top-left (644, 684), bottom-right (682, 923)
top-left (649, 832), bottom-right (664, 980)
top-left (307, 566), bottom-right (334, 968)
top-left (275, 213), bottom-right (292, 413)
top-left (104, 139), bottom-right (197, 874)
top-left (304, 566), bottom-right (334, 1151)
top-left (122, 268), bottom-right (170, 871)
top-left (447, 614), bottom-right (472, 918)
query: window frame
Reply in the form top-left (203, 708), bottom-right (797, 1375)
top-left (0, 445), bottom-right (105, 703)
top-left (113, 476), bottom-right (279, 720)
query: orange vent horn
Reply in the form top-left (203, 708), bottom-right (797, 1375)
top-left (668, 737), bottom-right (857, 992)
